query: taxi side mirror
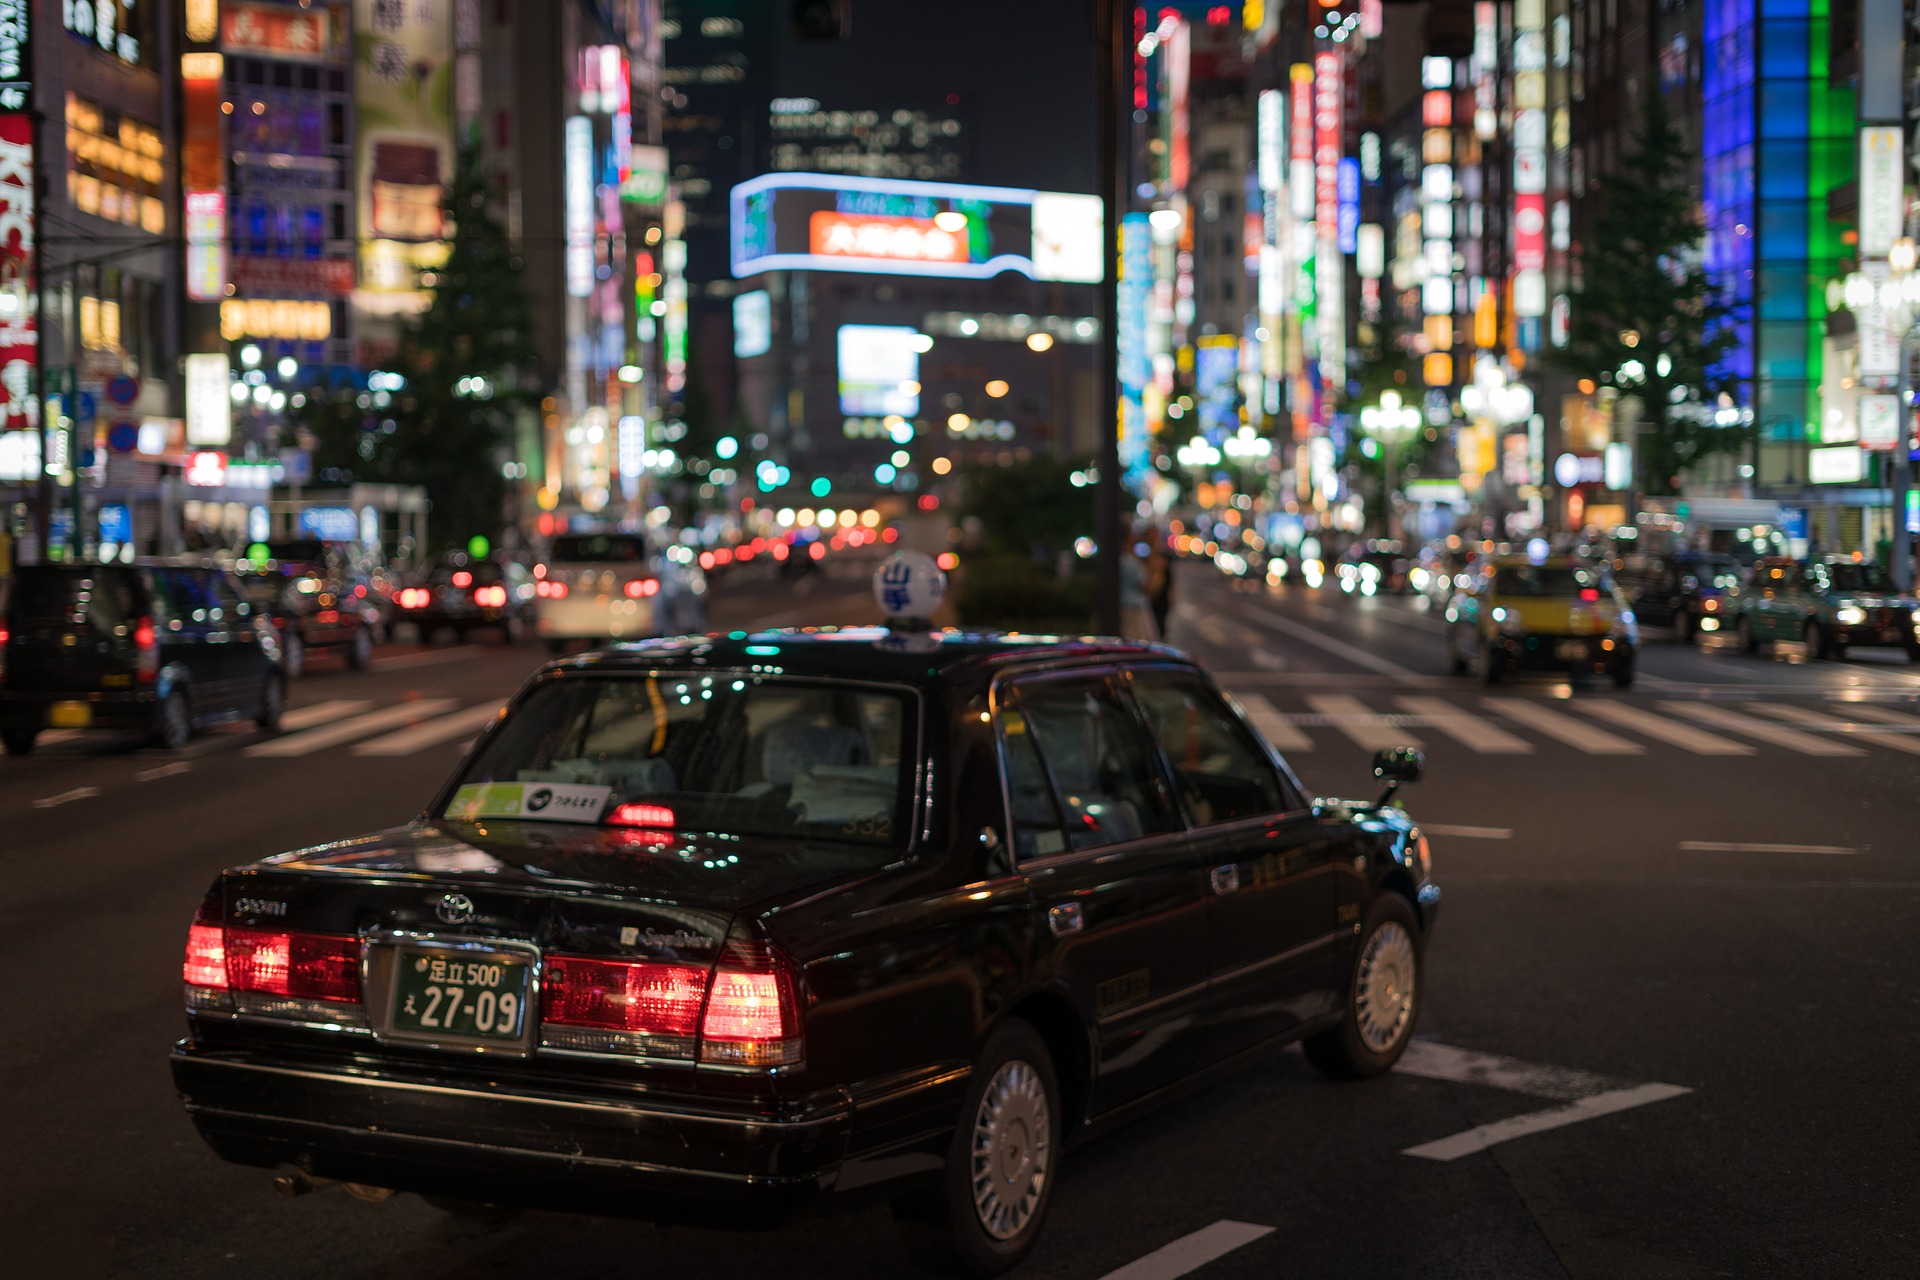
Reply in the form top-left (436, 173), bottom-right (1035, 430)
top-left (1371, 747), bottom-right (1424, 808)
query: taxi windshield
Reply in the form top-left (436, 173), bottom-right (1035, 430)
top-left (1817, 564), bottom-right (1895, 593)
top-left (1491, 565), bottom-right (1602, 598)
top-left (446, 675), bottom-right (913, 847)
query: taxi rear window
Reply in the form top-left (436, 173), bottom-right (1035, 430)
top-left (1492, 566), bottom-right (1599, 597)
top-left (551, 534), bottom-right (648, 563)
top-left (6, 567), bottom-right (142, 628)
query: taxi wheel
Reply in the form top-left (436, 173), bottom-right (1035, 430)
top-left (255, 674), bottom-right (286, 730)
top-left (1907, 645), bottom-right (1920, 664)
top-left (1737, 617), bottom-right (1758, 653)
top-left (1449, 650), bottom-right (1468, 676)
top-left (282, 632), bottom-right (304, 680)
top-left (1479, 643), bottom-right (1503, 685)
top-left (1, 728), bottom-right (36, 756)
top-left (896, 1020), bottom-right (1060, 1277)
top-left (1803, 620), bottom-right (1830, 661)
top-left (348, 628), bottom-right (374, 669)
top-left (156, 690), bottom-right (193, 752)
top-left (1306, 893), bottom-right (1423, 1080)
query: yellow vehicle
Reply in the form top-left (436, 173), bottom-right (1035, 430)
top-left (1444, 555), bottom-right (1638, 687)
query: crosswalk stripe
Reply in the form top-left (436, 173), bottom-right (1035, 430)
top-left (1396, 695), bottom-right (1532, 754)
top-left (1744, 703), bottom-right (1920, 757)
top-left (1232, 691), bottom-right (1314, 753)
top-left (1481, 698), bottom-right (1643, 755)
top-left (245, 698), bottom-right (459, 758)
top-left (352, 702), bottom-right (507, 756)
top-left (1829, 702), bottom-right (1920, 731)
top-left (1661, 701), bottom-right (1865, 757)
top-left (1305, 694), bottom-right (1425, 751)
top-left (1580, 702), bottom-right (1755, 756)
top-left (277, 699), bottom-right (374, 732)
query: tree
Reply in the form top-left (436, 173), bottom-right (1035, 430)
top-left (302, 133), bottom-right (542, 550)
top-left (1554, 95), bottom-right (1741, 496)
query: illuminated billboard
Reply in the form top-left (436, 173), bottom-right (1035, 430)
top-left (732, 173), bottom-right (1102, 283)
top-left (838, 325), bottom-right (920, 416)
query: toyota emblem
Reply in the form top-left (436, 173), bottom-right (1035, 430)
top-left (435, 892), bottom-right (476, 925)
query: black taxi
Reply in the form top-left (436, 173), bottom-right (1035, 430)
top-left (171, 630), bottom-right (1437, 1275)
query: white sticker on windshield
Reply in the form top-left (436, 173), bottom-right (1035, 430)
top-left (447, 782), bottom-right (611, 824)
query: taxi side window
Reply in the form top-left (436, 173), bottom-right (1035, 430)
top-left (1001, 677), bottom-right (1181, 854)
top-left (1128, 672), bottom-right (1287, 826)
top-left (999, 710), bottom-right (1067, 859)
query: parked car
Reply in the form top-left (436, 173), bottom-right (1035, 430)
top-left (391, 554), bottom-right (531, 644)
top-left (532, 531), bottom-right (707, 652)
top-left (1729, 556), bottom-right (1920, 661)
top-left (2, 563), bottom-right (284, 754)
top-left (235, 541), bottom-right (383, 676)
top-left (170, 631), bottom-right (1436, 1274)
top-left (1336, 540), bottom-right (1411, 596)
top-left (1446, 554), bottom-right (1638, 686)
top-left (1610, 549), bottom-right (1743, 641)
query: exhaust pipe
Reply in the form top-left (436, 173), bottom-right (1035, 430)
top-left (272, 1172), bottom-right (334, 1198)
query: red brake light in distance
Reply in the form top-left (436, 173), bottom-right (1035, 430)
top-left (133, 615), bottom-right (158, 681)
top-left (452, 570), bottom-right (473, 588)
top-left (1579, 588), bottom-right (1600, 602)
top-left (474, 585), bottom-right (507, 607)
top-left (608, 802), bottom-right (674, 827)
top-left (536, 580), bottom-right (569, 599)
top-left (622, 578), bottom-right (660, 599)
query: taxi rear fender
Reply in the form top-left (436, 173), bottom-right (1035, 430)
top-left (999, 987), bottom-right (1094, 1133)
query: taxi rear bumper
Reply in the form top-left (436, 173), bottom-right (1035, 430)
top-left (171, 1043), bottom-right (850, 1225)
top-left (1489, 634), bottom-right (1632, 673)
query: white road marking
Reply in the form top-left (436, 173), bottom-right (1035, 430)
top-left (1239, 607), bottom-right (1421, 677)
top-left (1305, 693), bottom-right (1425, 751)
top-left (1397, 695), bottom-right (1533, 754)
top-left (1420, 824), bottom-right (1513, 839)
top-left (352, 702), bottom-right (507, 756)
top-left (32, 787), bottom-right (99, 809)
top-left (1580, 701), bottom-right (1755, 756)
top-left (1231, 691), bottom-right (1314, 752)
top-left (277, 699), bottom-right (374, 731)
top-left (1096, 1220), bottom-right (1277, 1280)
top-left (38, 729), bottom-right (82, 745)
top-left (1745, 702), bottom-right (1920, 756)
top-left (1663, 700), bottom-right (1865, 757)
top-left (135, 761), bottom-right (192, 782)
top-left (1482, 697), bottom-right (1643, 755)
top-left (369, 646), bottom-right (479, 671)
top-left (1832, 702), bottom-right (1920, 730)
top-left (244, 698), bottom-right (459, 757)
top-left (1396, 1039), bottom-right (1619, 1100)
top-left (1678, 841), bottom-right (1864, 855)
top-left (1403, 1083), bottom-right (1693, 1162)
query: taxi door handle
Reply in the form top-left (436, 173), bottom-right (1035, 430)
top-left (1047, 903), bottom-right (1084, 936)
top-left (1210, 864), bottom-right (1240, 895)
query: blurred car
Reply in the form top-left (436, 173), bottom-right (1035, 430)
top-left (1729, 556), bottom-right (1920, 661)
top-left (532, 531), bottom-right (707, 652)
top-left (235, 540), bottom-right (383, 676)
top-left (391, 554), bottom-right (531, 645)
top-left (1611, 549), bottom-right (1742, 642)
top-left (1446, 555), bottom-right (1638, 686)
top-left (1410, 540), bottom-right (1470, 607)
top-left (2, 563), bottom-right (284, 754)
top-left (1336, 541), bottom-right (1410, 597)
top-left (170, 631), bottom-right (1436, 1273)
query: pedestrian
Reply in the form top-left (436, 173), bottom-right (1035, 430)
top-left (1119, 535), bottom-right (1154, 641)
top-left (1145, 538), bottom-right (1173, 640)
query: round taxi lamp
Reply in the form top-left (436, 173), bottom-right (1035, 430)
top-left (873, 551), bottom-right (947, 629)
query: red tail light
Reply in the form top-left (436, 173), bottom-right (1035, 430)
top-left (1579, 588), bottom-right (1600, 602)
top-left (183, 924), bottom-right (227, 988)
top-left (699, 940), bottom-right (802, 1067)
top-left (452, 570), bottom-right (473, 588)
top-left (536, 580), bottom-right (569, 599)
top-left (772, 541), bottom-right (790, 561)
top-left (622, 578), bottom-right (660, 599)
top-left (473, 585), bottom-right (507, 607)
top-left (395, 588), bottom-right (431, 610)
top-left (699, 551), bottom-right (716, 570)
top-left (542, 956), bottom-right (707, 1048)
top-left (608, 802), bottom-right (674, 827)
top-left (133, 615), bottom-right (158, 682)
top-left (223, 927), bottom-right (363, 1003)
top-left (808, 542), bottom-right (826, 562)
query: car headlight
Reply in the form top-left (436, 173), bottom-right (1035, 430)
top-left (1835, 606), bottom-right (1866, 626)
top-left (1490, 606), bottom-right (1525, 636)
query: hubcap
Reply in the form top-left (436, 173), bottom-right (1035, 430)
top-left (969, 1058), bottom-right (1051, 1241)
top-left (1354, 920), bottom-right (1417, 1053)
top-left (165, 697), bottom-right (189, 746)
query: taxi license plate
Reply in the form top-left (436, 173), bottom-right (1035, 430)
top-left (390, 949), bottom-right (530, 1044)
top-left (1555, 639), bottom-right (1590, 661)
top-left (50, 701), bottom-right (92, 728)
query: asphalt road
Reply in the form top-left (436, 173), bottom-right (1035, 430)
top-left (2, 557), bottom-right (1914, 1279)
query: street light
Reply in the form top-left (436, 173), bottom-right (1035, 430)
top-left (1834, 239), bottom-right (1920, 590)
top-left (1359, 390), bottom-right (1424, 541)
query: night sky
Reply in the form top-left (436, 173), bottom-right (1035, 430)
top-left (770, 1), bottom-right (1100, 193)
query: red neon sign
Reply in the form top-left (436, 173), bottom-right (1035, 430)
top-left (808, 213), bottom-right (970, 265)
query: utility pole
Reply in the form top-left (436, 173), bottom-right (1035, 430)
top-left (1094, 0), bottom-right (1124, 634)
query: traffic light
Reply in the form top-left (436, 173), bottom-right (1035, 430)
top-left (792, 0), bottom-right (851, 40)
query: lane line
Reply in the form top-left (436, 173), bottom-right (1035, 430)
top-left (1096, 1220), bottom-right (1277, 1280)
top-left (1229, 691), bottom-right (1314, 753)
top-left (135, 761), bottom-right (192, 782)
top-left (1580, 701), bottom-right (1755, 756)
top-left (277, 699), bottom-right (374, 731)
top-left (1482, 697), bottom-right (1643, 755)
top-left (1421, 823), bottom-right (1513, 839)
top-left (1744, 702), bottom-right (1920, 756)
top-left (352, 702), bottom-right (507, 756)
top-left (1395, 1039), bottom-right (1620, 1101)
top-left (1305, 693), bottom-right (1426, 751)
top-left (1238, 607), bottom-right (1422, 678)
top-left (1663, 700), bottom-right (1865, 757)
top-left (1678, 840), bottom-right (1864, 855)
top-left (1403, 1083), bottom-right (1692, 1161)
top-left (1397, 695), bottom-right (1533, 754)
top-left (33, 787), bottom-right (99, 809)
top-left (244, 698), bottom-right (459, 758)
top-left (369, 646), bottom-right (480, 671)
